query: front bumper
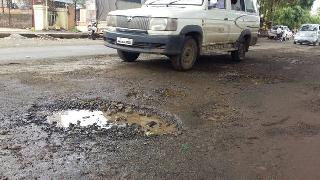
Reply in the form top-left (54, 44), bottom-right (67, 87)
top-left (104, 31), bottom-right (184, 55)
top-left (294, 36), bottom-right (318, 43)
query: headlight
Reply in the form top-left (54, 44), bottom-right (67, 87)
top-left (106, 15), bottom-right (117, 27)
top-left (149, 18), bottom-right (177, 31)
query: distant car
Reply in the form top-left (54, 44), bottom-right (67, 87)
top-left (268, 25), bottom-right (293, 40)
top-left (294, 24), bottom-right (320, 46)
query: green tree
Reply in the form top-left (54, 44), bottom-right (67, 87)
top-left (275, 5), bottom-right (309, 29)
top-left (260, 0), bottom-right (318, 28)
top-left (298, 0), bottom-right (315, 9)
top-left (273, 4), bottom-right (320, 29)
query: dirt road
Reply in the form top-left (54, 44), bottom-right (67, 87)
top-left (0, 39), bottom-right (320, 179)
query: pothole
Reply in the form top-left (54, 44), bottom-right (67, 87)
top-left (47, 110), bottom-right (177, 136)
top-left (26, 99), bottom-right (182, 138)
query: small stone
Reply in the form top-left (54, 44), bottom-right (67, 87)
top-left (0, 130), bottom-right (9, 135)
top-left (145, 131), bottom-right (156, 137)
top-left (116, 103), bottom-right (124, 110)
top-left (9, 145), bottom-right (21, 150)
top-left (146, 121), bottom-right (157, 128)
top-left (115, 116), bottom-right (126, 122)
top-left (208, 117), bottom-right (217, 121)
top-left (106, 110), bottom-right (113, 116)
top-left (124, 107), bottom-right (133, 113)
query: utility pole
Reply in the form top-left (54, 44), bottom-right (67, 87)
top-left (1, 0), bottom-right (4, 14)
top-left (32, 0), bottom-right (35, 28)
top-left (74, 0), bottom-right (77, 26)
top-left (45, 0), bottom-right (48, 30)
top-left (8, 0), bottom-right (11, 27)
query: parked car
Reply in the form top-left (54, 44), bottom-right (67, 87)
top-left (268, 25), bottom-right (293, 40)
top-left (104, 0), bottom-right (260, 71)
top-left (294, 24), bottom-right (320, 46)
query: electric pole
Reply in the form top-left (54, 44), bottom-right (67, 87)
top-left (74, 0), bottom-right (77, 26)
top-left (2, 0), bottom-right (4, 14)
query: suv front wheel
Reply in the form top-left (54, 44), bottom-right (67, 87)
top-left (231, 41), bottom-right (246, 62)
top-left (170, 36), bottom-right (198, 71)
top-left (117, 50), bottom-right (140, 62)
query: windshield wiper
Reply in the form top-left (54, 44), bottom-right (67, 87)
top-left (148, 0), bottom-right (184, 6)
top-left (148, 0), bottom-right (163, 5)
top-left (166, 0), bottom-right (184, 6)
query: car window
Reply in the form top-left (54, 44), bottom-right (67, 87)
top-left (216, 0), bottom-right (226, 9)
top-left (245, 0), bottom-right (255, 13)
top-left (300, 25), bottom-right (318, 31)
top-left (231, 0), bottom-right (245, 11)
top-left (209, 0), bottom-right (226, 9)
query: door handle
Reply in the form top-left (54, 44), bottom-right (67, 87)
top-left (224, 18), bottom-right (229, 21)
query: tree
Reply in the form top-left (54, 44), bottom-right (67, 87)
top-left (273, 4), bottom-right (320, 29)
top-left (260, 0), bottom-right (318, 28)
top-left (298, 0), bottom-right (315, 9)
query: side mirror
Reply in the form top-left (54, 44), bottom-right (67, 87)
top-left (208, 0), bottom-right (218, 9)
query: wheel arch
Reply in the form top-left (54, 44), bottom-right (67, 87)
top-left (180, 25), bottom-right (203, 54)
top-left (237, 29), bottom-right (252, 52)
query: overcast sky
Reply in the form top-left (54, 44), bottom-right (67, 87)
top-left (311, 0), bottom-right (320, 15)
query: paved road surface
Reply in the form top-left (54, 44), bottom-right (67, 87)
top-left (0, 45), bottom-right (116, 62)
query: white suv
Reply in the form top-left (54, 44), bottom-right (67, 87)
top-left (104, 0), bottom-right (260, 71)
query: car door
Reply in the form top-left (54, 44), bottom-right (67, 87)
top-left (227, 0), bottom-right (246, 42)
top-left (227, 0), bottom-right (259, 43)
top-left (203, 0), bottom-right (230, 45)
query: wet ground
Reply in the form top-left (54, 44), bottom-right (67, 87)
top-left (0, 38), bottom-right (320, 179)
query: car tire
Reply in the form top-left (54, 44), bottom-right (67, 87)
top-left (231, 40), bottom-right (247, 62)
top-left (170, 36), bottom-right (198, 71)
top-left (294, 41), bottom-right (297, 44)
top-left (117, 50), bottom-right (140, 62)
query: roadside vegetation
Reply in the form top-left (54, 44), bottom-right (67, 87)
top-left (260, 0), bottom-right (320, 29)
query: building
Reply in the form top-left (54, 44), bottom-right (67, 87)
top-left (0, 0), bottom-right (76, 30)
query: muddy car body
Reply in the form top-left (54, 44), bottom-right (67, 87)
top-left (104, 0), bottom-right (260, 70)
top-left (294, 24), bottom-right (320, 46)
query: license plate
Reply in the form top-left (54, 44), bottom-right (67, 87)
top-left (116, 37), bottom-right (133, 46)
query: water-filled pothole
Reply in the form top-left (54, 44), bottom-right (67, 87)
top-left (47, 110), bottom-right (177, 136)
top-left (26, 99), bottom-right (182, 137)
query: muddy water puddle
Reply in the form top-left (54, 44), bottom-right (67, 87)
top-left (47, 110), bottom-right (177, 136)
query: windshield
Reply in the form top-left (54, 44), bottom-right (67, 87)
top-left (300, 25), bottom-right (318, 31)
top-left (145, 0), bottom-right (204, 5)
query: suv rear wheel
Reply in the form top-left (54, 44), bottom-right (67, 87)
top-left (231, 40), bottom-right (246, 62)
top-left (117, 50), bottom-right (140, 62)
top-left (170, 36), bottom-right (198, 71)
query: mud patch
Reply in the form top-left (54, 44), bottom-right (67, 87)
top-left (308, 98), bottom-right (320, 113)
top-left (26, 98), bottom-right (182, 138)
top-left (265, 121), bottom-right (320, 137)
